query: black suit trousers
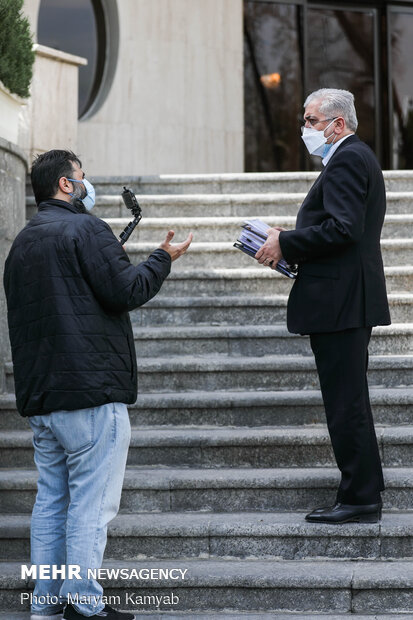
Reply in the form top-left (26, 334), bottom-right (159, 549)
top-left (310, 327), bottom-right (385, 505)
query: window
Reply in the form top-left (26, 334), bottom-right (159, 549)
top-left (244, 1), bottom-right (304, 172)
top-left (37, 0), bottom-right (116, 119)
top-left (389, 6), bottom-right (413, 169)
top-left (306, 6), bottom-right (377, 157)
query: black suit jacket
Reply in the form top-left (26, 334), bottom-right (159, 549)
top-left (279, 135), bottom-right (391, 334)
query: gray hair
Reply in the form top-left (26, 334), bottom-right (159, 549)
top-left (304, 88), bottom-right (358, 132)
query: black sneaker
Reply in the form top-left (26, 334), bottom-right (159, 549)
top-left (63, 604), bottom-right (135, 619)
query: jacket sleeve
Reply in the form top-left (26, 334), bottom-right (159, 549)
top-left (279, 148), bottom-right (368, 264)
top-left (75, 217), bottom-right (171, 312)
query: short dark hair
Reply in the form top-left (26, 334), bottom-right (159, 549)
top-left (31, 149), bottom-right (82, 205)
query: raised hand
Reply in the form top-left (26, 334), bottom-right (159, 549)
top-left (159, 230), bottom-right (193, 262)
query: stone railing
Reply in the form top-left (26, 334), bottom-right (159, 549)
top-left (0, 139), bottom-right (27, 392)
top-left (19, 44), bottom-right (87, 163)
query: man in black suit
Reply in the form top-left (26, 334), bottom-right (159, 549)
top-left (256, 88), bottom-right (391, 524)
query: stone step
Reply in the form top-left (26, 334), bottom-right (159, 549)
top-left (130, 293), bottom-right (413, 326)
top-left (131, 388), bottom-right (413, 428)
top-left (132, 294), bottom-right (289, 325)
top-left (86, 169), bottom-right (413, 194)
top-left (27, 193), bottom-right (309, 220)
top-left (124, 239), bottom-right (413, 271)
top-left (139, 267), bottom-right (413, 296)
top-left (2, 387), bottom-right (413, 430)
top-left (1, 510), bottom-right (413, 562)
top-left (2, 557), bottom-right (413, 614)
top-left (104, 213), bottom-right (413, 241)
top-left (26, 190), bottom-right (413, 220)
top-left (3, 612), bottom-right (413, 619)
top-left (131, 324), bottom-right (413, 358)
top-left (107, 215), bottom-right (298, 243)
top-left (134, 353), bottom-right (413, 392)
top-left (1, 615), bottom-right (410, 620)
top-left (91, 171), bottom-right (320, 194)
top-left (1, 425), bottom-right (413, 469)
top-left (5, 354), bottom-right (413, 394)
top-left (24, 170), bottom-right (413, 196)
top-left (132, 387), bottom-right (413, 427)
top-left (0, 467), bottom-right (412, 513)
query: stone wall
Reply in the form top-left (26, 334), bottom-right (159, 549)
top-left (78, 0), bottom-right (244, 176)
top-left (0, 139), bottom-right (27, 392)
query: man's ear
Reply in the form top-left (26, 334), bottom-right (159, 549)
top-left (58, 177), bottom-right (72, 195)
top-left (334, 117), bottom-right (346, 134)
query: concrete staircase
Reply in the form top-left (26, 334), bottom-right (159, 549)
top-left (1, 171), bottom-right (413, 618)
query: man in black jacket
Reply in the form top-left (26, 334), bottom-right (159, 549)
top-left (4, 150), bottom-right (192, 620)
top-left (256, 89), bottom-right (390, 525)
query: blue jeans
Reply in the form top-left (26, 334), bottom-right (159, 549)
top-left (28, 402), bottom-right (131, 617)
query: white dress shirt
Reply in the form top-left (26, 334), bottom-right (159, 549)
top-left (322, 133), bottom-right (355, 166)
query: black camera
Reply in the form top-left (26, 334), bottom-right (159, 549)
top-left (119, 187), bottom-right (142, 245)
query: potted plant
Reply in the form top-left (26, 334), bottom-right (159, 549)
top-left (0, 0), bottom-right (34, 144)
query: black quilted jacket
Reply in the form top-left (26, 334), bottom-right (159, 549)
top-left (3, 199), bottom-right (171, 417)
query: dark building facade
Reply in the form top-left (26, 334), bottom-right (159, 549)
top-left (244, 0), bottom-right (413, 171)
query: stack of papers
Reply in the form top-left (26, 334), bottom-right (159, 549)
top-left (234, 219), bottom-right (297, 279)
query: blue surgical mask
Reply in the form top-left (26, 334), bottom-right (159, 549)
top-left (67, 178), bottom-right (96, 211)
top-left (322, 142), bottom-right (334, 158)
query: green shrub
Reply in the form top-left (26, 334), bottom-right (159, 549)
top-left (0, 0), bottom-right (35, 98)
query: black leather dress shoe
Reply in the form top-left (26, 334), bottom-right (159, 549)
top-left (305, 502), bottom-right (382, 524)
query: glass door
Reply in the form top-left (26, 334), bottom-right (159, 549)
top-left (305, 4), bottom-right (379, 167)
top-left (244, 1), bottom-right (305, 172)
top-left (388, 5), bottom-right (413, 169)
top-left (243, 1), bottom-right (413, 171)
